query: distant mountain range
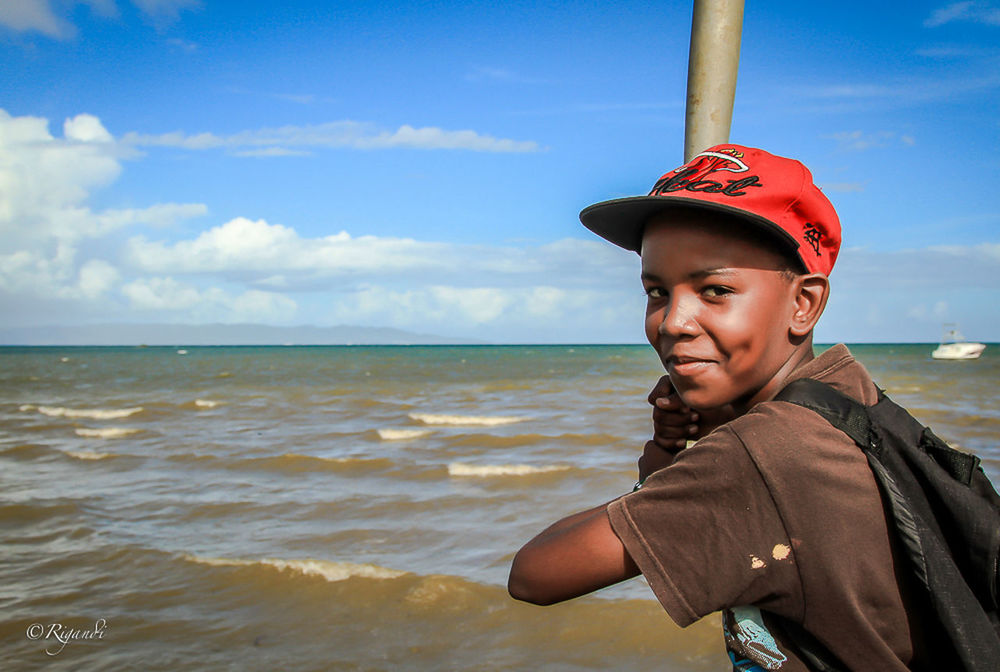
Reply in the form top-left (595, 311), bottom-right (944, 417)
top-left (0, 324), bottom-right (484, 346)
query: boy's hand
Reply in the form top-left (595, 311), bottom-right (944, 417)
top-left (640, 376), bottom-right (737, 483)
top-left (647, 375), bottom-right (699, 452)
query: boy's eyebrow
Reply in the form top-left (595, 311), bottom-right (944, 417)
top-left (641, 267), bottom-right (739, 282)
top-left (690, 267), bottom-right (738, 280)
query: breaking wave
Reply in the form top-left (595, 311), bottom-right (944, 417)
top-left (409, 413), bottom-right (529, 426)
top-left (66, 450), bottom-right (116, 460)
top-left (74, 427), bottom-right (142, 439)
top-left (376, 428), bottom-right (434, 441)
top-left (22, 405), bottom-right (144, 420)
top-left (181, 554), bottom-right (408, 582)
top-left (447, 463), bottom-right (571, 477)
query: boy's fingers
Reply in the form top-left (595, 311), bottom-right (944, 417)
top-left (651, 435), bottom-right (688, 452)
top-left (646, 375), bottom-right (674, 405)
top-left (653, 420), bottom-right (698, 442)
top-left (653, 395), bottom-right (698, 418)
top-left (652, 419), bottom-right (699, 443)
top-left (652, 406), bottom-right (699, 426)
top-left (654, 395), bottom-right (682, 410)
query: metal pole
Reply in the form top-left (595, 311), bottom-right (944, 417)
top-left (684, 0), bottom-right (745, 162)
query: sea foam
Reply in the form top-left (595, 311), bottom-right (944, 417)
top-left (74, 427), bottom-right (142, 439)
top-left (195, 399), bottom-right (221, 409)
top-left (182, 554), bottom-right (408, 582)
top-left (67, 450), bottom-right (115, 460)
top-left (34, 406), bottom-right (144, 420)
top-left (409, 413), bottom-right (528, 427)
top-left (377, 428), bottom-right (434, 441)
top-left (447, 463), bottom-right (570, 477)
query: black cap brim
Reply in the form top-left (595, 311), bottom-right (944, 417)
top-left (579, 195), bottom-right (801, 258)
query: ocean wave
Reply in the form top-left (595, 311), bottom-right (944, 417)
top-left (447, 463), bottom-right (571, 477)
top-left (194, 399), bottom-right (221, 409)
top-left (0, 443), bottom-right (55, 460)
top-left (409, 413), bottom-right (529, 426)
top-left (181, 554), bottom-right (408, 582)
top-left (168, 452), bottom-right (394, 475)
top-left (24, 405), bottom-right (144, 420)
top-left (66, 450), bottom-right (116, 460)
top-left (74, 427), bottom-right (142, 439)
top-left (246, 453), bottom-right (394, 474)
top-left (0, 498), bottom-right (84, 525)
top-left (444, 431), bottom-right (623, 449)
top-left (376, 428), bottom-right (434, 441)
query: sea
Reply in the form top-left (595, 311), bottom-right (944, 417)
top-left (2, 343), bottom-right (998, 671)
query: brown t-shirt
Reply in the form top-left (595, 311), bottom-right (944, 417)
top-left (608, 345), bottom-right (923, 671)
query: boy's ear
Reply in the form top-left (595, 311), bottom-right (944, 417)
top-left (789, 273), bottom-right (830, 338)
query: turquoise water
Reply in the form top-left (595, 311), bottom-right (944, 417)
top-left (1, 343), bottom-right (997, 670)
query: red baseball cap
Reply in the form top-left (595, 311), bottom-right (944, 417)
top-left (579, 144), bottom-right (841, 276)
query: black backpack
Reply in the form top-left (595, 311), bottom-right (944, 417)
top-left (773, 378), bottom-right (1000, 671)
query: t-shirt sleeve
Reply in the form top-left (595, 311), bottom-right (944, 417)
top-left (607, 427), bottom-right (803, 627)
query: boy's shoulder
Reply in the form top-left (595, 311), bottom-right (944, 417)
top-left (698, 344), bottom-right (878, 467)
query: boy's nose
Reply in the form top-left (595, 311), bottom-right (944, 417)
top-left (658, 295), bottom-right (699, 338)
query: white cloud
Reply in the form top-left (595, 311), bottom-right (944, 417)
top-left (234, 148), bottom-right (312, 158)
top-left (466, 66), bottom-right (547, 85)
top-left (835, 244), bottom-right (1000, 289)
top-left (122, 121), bottom-right (543, 155)
top-left (126, 218), bottom-right (449, 276)
top-left (0, 0), bottom-right (194, 38)
top-left (0, 110), bottom-right (204, 250)
top-left (0, 0), bottom-right (68, 38)
top-left (0, 112), bottom-right (119, 232)
top-left (131, 0), bottom-right (198, 21)
top-left (122, 276), bottom-right (297, 323)
top-left (325, 282), bottom-right (640, 340)
top-left (925, 2), bottom-right (1000, 27)
top-left (819, 182), bottom-right (865, 193)
top-left (166, 37), bottom-right (198, 53)
top-left (916, 45), bottom-right (998, 58)
top-left (0, 108), bottom-right (207, 320)
top-left (818, 244), bottom-right (1000, 342)
top-left (64, 113), bottom-right (114, 143)
top-left (119, 213), bottom-right (644, 336)
top-left (124, 216), bottom-right (633, 290)
top-left (0, 249), bottom-right (120, 302)
top-left (793, 74), bottom-right (1000, 115)
top-left (78, 259), bottom-right (120, 299)
top-left (824, 130), bottom-right (915, 152)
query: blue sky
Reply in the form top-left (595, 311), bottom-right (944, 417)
top-left (1, 0), bottom-right (998, 343)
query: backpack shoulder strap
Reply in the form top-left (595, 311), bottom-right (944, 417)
top-left (773, 378), bottom-right (876, 452)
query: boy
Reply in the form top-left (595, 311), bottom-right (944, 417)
top-left (508, 145), bottom-right (930, 670)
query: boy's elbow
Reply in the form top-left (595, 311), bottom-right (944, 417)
top-left (508, 579), bottom-right (560, 606)
top-left (507, 551), bottom-right (559, 605)
top-left (507, 574), bottom-right (556, 605)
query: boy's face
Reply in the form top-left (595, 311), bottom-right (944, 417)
top-left (640, 213), bottom-right (801, 411)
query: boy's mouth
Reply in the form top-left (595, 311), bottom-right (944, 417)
top-left (666, 355), bottom-right (717, 377)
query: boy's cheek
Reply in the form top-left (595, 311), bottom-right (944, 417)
top-left (644, 312), bottom-right (663, 350)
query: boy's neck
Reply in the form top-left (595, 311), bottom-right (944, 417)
top-left (733, 340), bottom-right (816, 416)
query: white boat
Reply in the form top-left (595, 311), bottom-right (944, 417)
top-left (931, 324), bottom-right (986, 360)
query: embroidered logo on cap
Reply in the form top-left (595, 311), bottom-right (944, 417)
top-left (803, 222), bottom-right (825, 257)
top-left (649, 148), bottom-right (762, 198)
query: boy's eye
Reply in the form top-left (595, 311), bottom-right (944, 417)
top-left (644, 287), bottom-right (667, 299)
top-left (703, 285), bottom-right (733, 298)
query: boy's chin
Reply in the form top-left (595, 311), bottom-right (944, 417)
top-left (675, 387), bottom-right (736, 413)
